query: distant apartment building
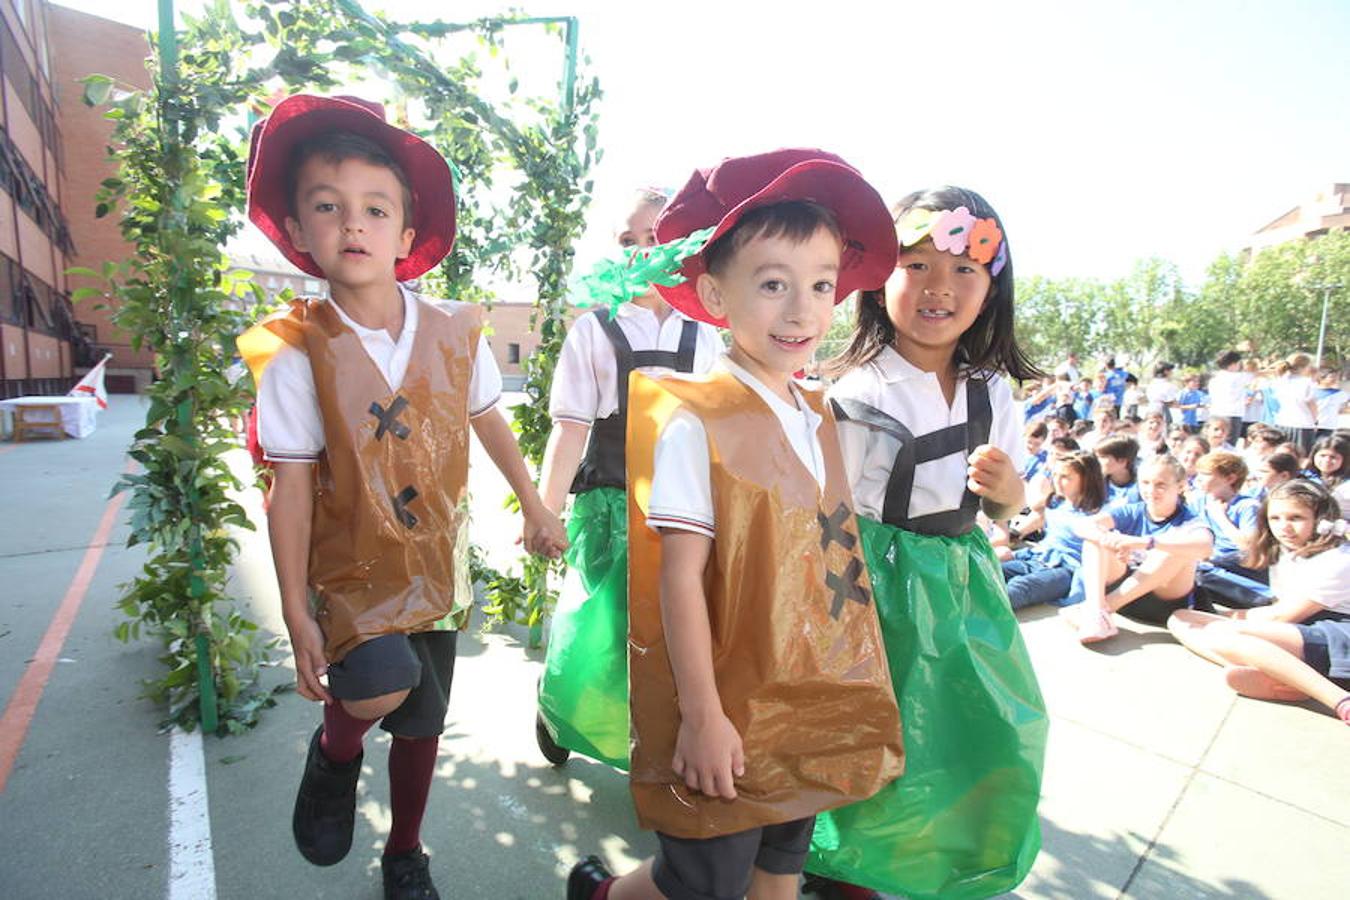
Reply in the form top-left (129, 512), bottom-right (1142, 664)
top-left (1246, 183), bottom-right (1350, 255)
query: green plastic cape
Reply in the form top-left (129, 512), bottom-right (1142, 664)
top-left (537, 487), bottom-right (631, 769)
top-left (809, 519), bottom-right (1047, 899)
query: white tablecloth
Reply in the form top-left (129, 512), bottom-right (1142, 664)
top-left (0, 396), bottom-right (100, 438)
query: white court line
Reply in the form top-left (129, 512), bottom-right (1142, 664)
top-left (168, 727), bottom-right (217, 900)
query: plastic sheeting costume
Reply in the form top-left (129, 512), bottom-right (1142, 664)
top-left (238, 295), bottom-right (480, 659)
top-left (626, 368), bottom-right (905, 837)
top-left (537, 307), bottom-right (706, 768)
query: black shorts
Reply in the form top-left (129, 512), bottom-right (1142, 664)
top-left (653, 817), bottom-right (815, 900)
top-left (1108, 568), bottom-right (1191, 626)
top-left (326, 631), bottom-right (458, 738)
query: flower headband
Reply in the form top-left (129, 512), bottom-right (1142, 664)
top-left (895, 205), bottom-right (1007, 276)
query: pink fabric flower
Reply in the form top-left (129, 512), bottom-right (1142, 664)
top-left (931, 206), bottom-right (976, 255)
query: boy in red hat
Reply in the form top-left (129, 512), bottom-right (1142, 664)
top-left (567, 150), bottom-right (905, 900)
top-left (237, 94), bottom-right (565, 900)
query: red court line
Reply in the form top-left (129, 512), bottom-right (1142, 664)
top-left (0, 467), bottom-right (131, 793)
top-left (0, 445), bottom-right (17, 456)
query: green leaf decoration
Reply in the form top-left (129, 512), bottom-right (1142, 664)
top-left (574, 226), bottom-right (715, 317)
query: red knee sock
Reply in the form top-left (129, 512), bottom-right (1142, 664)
top-left (593, 879), bottom-right (613, 900)
top-left (384, 735), bottom-right (440, 857)
top-left (321, 700), bottom-right (378, 764)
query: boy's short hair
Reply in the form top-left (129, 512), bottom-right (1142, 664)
top-left (1197, 450), bottom-right (1247, 484)
top-left (1071, 420), bottom-right (1093, 437)
top-left (1050, 435), bottom-right (1081, 453)
top-left (287, 130), bottom-right (415, 226)
top-left (1025, 420), bottom-right (1049, 440)
top-left (702, 200), bottom-right (841, 277)
top-left (1095, 435), bottom-right (1139, 463)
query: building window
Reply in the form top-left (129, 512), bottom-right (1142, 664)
top-left (507, 343), bottom-right (521, 364)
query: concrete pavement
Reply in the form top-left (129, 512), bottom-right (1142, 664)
top-left (0, 395), bottom-right (1346, 899)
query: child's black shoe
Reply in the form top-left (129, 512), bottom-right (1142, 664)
top-left (567, 854), bottom-right (613, 900)
top-left (292, 726), bottom-right (361, 866)
top-left (382, 847), bottom-right (440, 900)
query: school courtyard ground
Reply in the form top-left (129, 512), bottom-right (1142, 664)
top-left (0, 395), bottom-right (1346, 900)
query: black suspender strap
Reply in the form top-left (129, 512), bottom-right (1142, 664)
top-left (831, 378), bottom-right (996, 536)
top-left (596, 310), bottom-right (700, 414)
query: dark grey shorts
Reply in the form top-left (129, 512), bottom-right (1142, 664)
top-left (326, 631), bottom-right (458, 738)
top-left (653, 816), bottom-right (815, 900)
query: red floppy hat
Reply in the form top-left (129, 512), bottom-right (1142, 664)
top-left (246, 94), bottom-right (455, 281)
top-left (653, 149), bottom-right (897, 327)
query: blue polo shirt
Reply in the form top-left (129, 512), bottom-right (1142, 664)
top-left (1031, 497), bottom-right (1096, 568)
top-left (1191, 493), bottom-right (1261, 556)
top-left (1023, 449), bottom-right (1049, 481)
top-left (1178, 388), bottom-right (1206, 426)
top-left (1110, 500), bottom-right (1207, 539)
top-left (1106, 479), bottom-right (1141, 508)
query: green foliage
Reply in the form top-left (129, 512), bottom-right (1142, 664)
top-left (1015, 232), bottom-right (1350, 369)
top-left (86, 0), bottom-right (601, 729)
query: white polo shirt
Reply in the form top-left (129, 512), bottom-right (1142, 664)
top-left (646, 357), bottom-right (827, 538)
top-left (548, 302), bottom-right (723, 424)
top-left (257, 285), bottom-right (502, 463)
top-left (1208, 369), bottom-right (1254, 418)
top-left (829, 346), bottom-right (1024, 522)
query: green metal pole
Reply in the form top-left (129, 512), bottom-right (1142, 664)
top-left (158, 0), bottom-right (217, 734)
top-left (561, 17), bottom-right (578, 115)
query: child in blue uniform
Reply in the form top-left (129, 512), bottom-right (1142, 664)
top-left (807, 187), bottom-right (1048, 899)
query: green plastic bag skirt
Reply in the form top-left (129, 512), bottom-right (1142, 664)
top-left (537, 487), bottom-right (630, 769)
top-left (809, 519), bottom-right (1047, 898)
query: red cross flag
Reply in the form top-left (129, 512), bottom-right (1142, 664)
top-left (68, 353), bottom-right (111, 409)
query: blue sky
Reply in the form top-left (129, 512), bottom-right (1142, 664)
top-left (55, 0), bottom-right (1350, 285)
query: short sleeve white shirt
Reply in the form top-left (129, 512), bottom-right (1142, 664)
top-left (257, 285), bottom-right (502, 463)
top-left (1145, 379), bottom-right (1179, 413)
top-left (1315, 389), bottom-right (1349, 430)
top-left (646, 357), bottom-right (827, 537)
top-left (828, 346), bottom-right (1025, 522)
top-left (1208, 369), bottom-right (1254, 418)
top-left (1273, 375), bottom-right (1316, 428)
top-left (1269, 543), bottom-right (1350, 615)
top-left (548, 303), bottom-right (723, 424)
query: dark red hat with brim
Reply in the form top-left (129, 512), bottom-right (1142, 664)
top-left (653, 149), bottom-right (897, 327)
top-left (246, 94), bottom-right (455, 281)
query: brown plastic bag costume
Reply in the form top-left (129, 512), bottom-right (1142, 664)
top-left (626, 370), bottom-right (904, 839)
top-left (238, 296), bottom-right (478, 662)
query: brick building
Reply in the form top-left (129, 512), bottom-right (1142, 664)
top-left (48, 1), bottom-right (152, 392)
top-left (0, 0), bottom-right (85, 396)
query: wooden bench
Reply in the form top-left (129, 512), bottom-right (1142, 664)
top-left (10, 403), bottom-right (66, 441)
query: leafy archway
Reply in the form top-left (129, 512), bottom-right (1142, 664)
top-left (79, 0), bottom-right (600, 732)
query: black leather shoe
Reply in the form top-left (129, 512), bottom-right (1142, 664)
top-left (292, 726), bottom-right (362, 866)
top-left (382, 847), bottom-right (440, 900)
top-left (567, 854), bottom-right (613, 900)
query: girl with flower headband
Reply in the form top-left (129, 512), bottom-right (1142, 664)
top-left (1168, 479), bottom-right (1350, 726)
top-left (805, 187), bottom-right (1047, 899)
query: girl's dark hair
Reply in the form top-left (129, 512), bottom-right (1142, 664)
top-left (1247, 479), bottom-right (1345, 570)
top-left (1050, 435), bottom-right (1081, 453)
top-left (1025, 420), bottom-right (1049, 440)
top-left (1216, 350), bottom-right (1242, 369)
top-left (1095, 435), bottom-right (1139, 481)
top-left (1265, 451), bottom-right (1301, 478)
top-left (1056, 450), bottom-right (1106, 513)
top-left (828, 186), bottom-right (1043, 381)
top-left (1309, 433), bottom-right (1350, 484)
